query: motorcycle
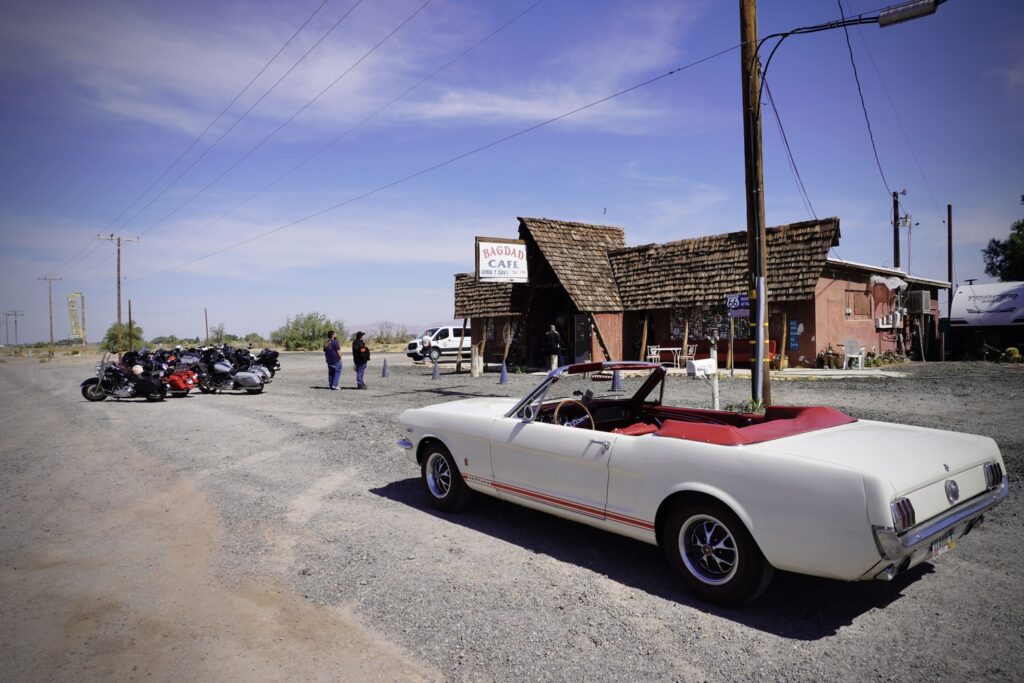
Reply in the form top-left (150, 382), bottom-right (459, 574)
top-left (254, 348), bottom-right (281, 378)
top-left (153, 348), bottom-right (199, 397)
top-left (81, 352), bottom-right (167, 402)
top-left (196, 347), bottom-right (264, 394)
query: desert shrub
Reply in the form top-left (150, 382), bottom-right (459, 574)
top-left (270, 313), bottom-right (346, 351)
top-left (371, 321), bottom-right (412, 344)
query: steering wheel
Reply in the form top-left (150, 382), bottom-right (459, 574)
top-left (553, 399), bottom-right (595, 430)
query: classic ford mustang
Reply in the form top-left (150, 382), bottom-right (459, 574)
top-left (397, 361), bottom-right (1008, 605)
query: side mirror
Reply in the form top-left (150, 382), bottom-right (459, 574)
top-left (521, 404), bottom-right (536, 422)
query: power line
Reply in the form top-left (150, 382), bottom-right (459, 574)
top-left (763, 79), bottom-right (817, 220)
top-left (842, 0), bottom-right (945, 224)
top-left (837, 0), bottom-right (892, 195)
top-left (131, 42), bottom-right (743, 285)
top-left (117, 0), bottom-right (367, 235)
top-left (101, 0), bottom-right (334, 234)
top-left (137, 0), bottom-right (434, 239)
top-left (152, 0), bottom-right (547, 261)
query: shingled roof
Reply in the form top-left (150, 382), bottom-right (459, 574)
top-left (454, 273), bottom-right (526, 318)
top-left (518, 217), bottom-right (625, 312)
top-left (608, 218), bottom-right (840, 310)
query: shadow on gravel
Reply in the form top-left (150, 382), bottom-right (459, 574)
top-left (371, 477), bottom-right (934, 640)
top-left (375, 386), bottom-right (493, 400)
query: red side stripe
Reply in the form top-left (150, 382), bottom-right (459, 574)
top-left (462, 474), bottom-right (654, 531)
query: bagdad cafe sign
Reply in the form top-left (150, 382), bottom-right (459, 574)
top-left (476, 237), bottom-right (528, 283)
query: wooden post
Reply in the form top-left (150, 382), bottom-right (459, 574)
top-left (681, 317), bottom-right (689, 365)
top-left (777, 309), bottom-right (787, 370)
top-left (639, 313), bottom-right (649, 362)
top-left (456, 318), bottom-right (467, 372)
top-left (728, 318), bottom-right (735, 377)
top-left (478, 318), bottom-right (490, 373)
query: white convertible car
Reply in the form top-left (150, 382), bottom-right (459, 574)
top-left (397, 361), bottom-right (1008, 605)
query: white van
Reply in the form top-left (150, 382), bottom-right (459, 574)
top-left (406, 326), bottom-right (471, 361)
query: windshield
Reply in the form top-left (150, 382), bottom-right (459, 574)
top-left (419, 328), bottom-right (439, 338)
top-left (509, 365), bottom-right (664, 419)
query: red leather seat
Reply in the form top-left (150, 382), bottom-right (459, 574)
top-left (612, 422), bottom-right (659, 436)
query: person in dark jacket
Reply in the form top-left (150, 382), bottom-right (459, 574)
top-left (544, 324), bottom-right (562, 371)
top-left (324, 330), bottom-right (342, 390)
top-left (352, 331), bottom-right (370, 389)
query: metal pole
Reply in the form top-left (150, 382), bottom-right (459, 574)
top-left (4, 312), bottom-right (9, 346)
top-left (740, 0), bottom-right (770, 406)
top-left (12, 311), bottom-right (22, 345)
top-left (81, 294), bottom-right (87, 345)
top-left (128, 299), bottom-right (133, 352)
top-left (204, 308), bottom-right (209, 345)
top-left (709, 329), bottom-right (720, 410)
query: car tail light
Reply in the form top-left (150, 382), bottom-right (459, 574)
top-left (984, 462), bottom-right (1005, 489)
top-left (890, 497), bottom-right (916, 533)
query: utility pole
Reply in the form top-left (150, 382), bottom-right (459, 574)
top-left (10, 310), bottom-right (23, 345)
top-left (98, 234), bottom-right (140, 353)
top-left (128, 299), bottom-right (134, 352)
top-left (947, 204), bottom-right (953, 317)
top-left (892, 191), bottom-right (901, 269)
top-left (39, 276), bottom-right (62, 358)
top-left (204, 307), bottom-right (210, 346)
top-left (739, 0), bottom-right (770, 406)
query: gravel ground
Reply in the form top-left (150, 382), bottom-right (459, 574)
top-left (1, 352), bottom-right (1021, 682)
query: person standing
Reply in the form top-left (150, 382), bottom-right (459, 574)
top-left (324, 330), bottom-right (342, 390)
top-left (544, 324), bottom-right (562, 371)
top-left (352, 331), bottom-right (370, 389)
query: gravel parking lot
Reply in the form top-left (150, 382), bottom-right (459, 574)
top-left (1, 352), bottom-right (1021, 681)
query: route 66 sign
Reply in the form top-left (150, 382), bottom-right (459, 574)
top-left (726, 293), bottom-right (749, 318)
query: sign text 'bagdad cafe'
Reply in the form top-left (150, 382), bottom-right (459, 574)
top-left (476, 237), bottom-right (528, 283)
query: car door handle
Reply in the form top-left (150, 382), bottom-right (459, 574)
top-left (590, 439), bottom-right (611, 453)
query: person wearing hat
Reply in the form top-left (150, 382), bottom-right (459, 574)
top-left (352, 331), bottom-right (370, 389)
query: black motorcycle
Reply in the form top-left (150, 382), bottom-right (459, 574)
top-left (81, 352), bottom-right (167, 402)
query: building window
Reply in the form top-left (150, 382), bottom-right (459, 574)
top-left (845, 289), bottom-right (871, 319)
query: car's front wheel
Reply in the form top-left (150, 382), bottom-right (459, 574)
top-left (427, 347), bottom-right (441, 362)
top-left (421, 445), bottom-right (471, 512)
top-left (663, 498), bottom-right (773, 606)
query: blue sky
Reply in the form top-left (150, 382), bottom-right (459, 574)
top-left (1, 0), bottom-right (1021, 343)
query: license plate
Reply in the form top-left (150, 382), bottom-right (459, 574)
top-left (930, 531), bottom-right (956, 558)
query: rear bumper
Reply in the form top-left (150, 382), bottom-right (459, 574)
top-left (870, 478), bottom-right (1008, 579)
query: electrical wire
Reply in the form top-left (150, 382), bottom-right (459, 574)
top-left (763, 79), bottom-right (817, 220)
top-left (118, 0), bottom-right (367, 235)
top-left (842, 0), bottom-right (945, 226)
top-left (137, 0), bottom-right (434, 238)
top-left (837, 0), bottom-right (891, 195)
top-left (130, 42), bottom-right (743, 285)
top-left (152, 0), bottom-right (547, 259)
top-left (101, 0), bottom-right (333, 234)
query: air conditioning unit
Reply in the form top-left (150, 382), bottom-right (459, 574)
top-left (905, 290), bottom-right (931, 314)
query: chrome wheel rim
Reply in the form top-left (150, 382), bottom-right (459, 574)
top-left (425, 452), bottom-right (451, 499)
top-left (87, 384), bottom-right (104, 398)
top-left (679, 514), bottom-right (739, 585)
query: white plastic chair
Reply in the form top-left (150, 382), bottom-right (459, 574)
top-left (646, 345), bottom-right (661, 363)
top-left (842, 339), bottom-right (865, 369)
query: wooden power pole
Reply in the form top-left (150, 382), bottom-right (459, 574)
top-left (739, 0), bottom-right (770, 406)
top-left (98, 234), bottom-right (140, 353)
top-left (39, 276), bottom-right (62, 358)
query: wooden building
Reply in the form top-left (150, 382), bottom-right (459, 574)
top-left (454, 216), bottom-right (949, 369)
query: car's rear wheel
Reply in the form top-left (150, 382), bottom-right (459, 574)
top-left (663, 498), bottom-right (773, 606)
top-left (421, 445), bottom-right (471, 512)
top-left (427, 347), bottom-right (441, 362)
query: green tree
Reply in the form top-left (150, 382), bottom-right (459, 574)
top-left (150, 335), bottom-right (180, 347)
top-left (270, 312), bottom-right (346, 351)
top-left (102, 322), bottom-right (145, 352)
top-left (243, 332), bottom-right (266, 347)
top-left (982, 218), bottom-right (1024, 281)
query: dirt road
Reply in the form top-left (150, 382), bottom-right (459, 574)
top-left (1, 352), bottom-right (1020, 681)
